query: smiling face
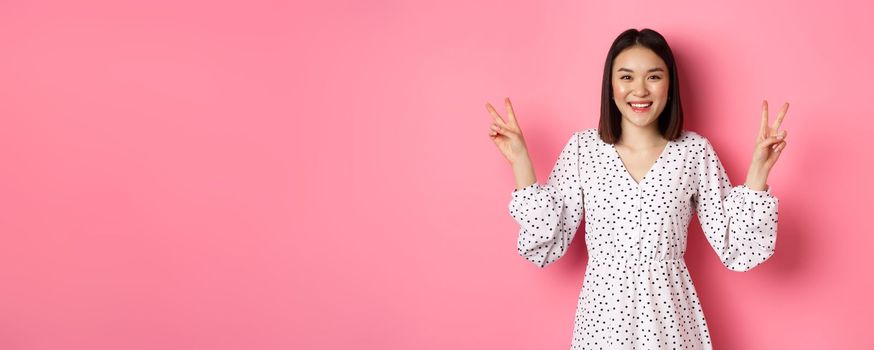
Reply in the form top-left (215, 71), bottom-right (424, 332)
top-left (611, 45), bottom-right (670, 128)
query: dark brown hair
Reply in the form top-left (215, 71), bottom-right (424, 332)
top-left (598, 28), bottom-right (684, 144)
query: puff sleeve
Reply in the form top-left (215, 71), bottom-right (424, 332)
top-left (692, 138), bottom-right (779, 272)
top-left (508, 132), bottom-right (585, 268)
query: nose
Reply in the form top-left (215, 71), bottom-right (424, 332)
top-left (633, 80), bottom-right (649, 96)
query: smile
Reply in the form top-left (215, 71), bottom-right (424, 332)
top-left (628, 102), bottom-right (652, 112)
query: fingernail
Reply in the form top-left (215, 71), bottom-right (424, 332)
top-left (777, 134), bottom-right (784, 139)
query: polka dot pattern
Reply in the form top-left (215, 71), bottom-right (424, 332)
top-left (508, 128), bottom-right (779, 349)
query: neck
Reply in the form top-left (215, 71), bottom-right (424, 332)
top-left (617, 118), bottom-right (665, 149)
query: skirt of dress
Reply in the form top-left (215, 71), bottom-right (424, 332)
top-left (570, 256), bottom-right (712, 350)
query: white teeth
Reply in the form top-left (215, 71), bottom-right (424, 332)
top-left (630, 102), bottom-right (652, 108)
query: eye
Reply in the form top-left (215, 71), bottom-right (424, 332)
top-left (649, 75), bottom-right (662, 80)
top-left (620, 75), bottom-right (631, 80)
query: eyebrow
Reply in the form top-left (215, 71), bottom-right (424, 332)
top-left (617, 67), bottom-right (665, 73)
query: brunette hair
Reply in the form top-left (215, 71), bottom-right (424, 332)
top-left (598, 28), bottom-right (684, 144)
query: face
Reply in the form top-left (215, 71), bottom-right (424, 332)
top-left (611, 45), bottom-right (670, 128)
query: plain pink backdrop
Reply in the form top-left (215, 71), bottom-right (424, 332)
top-left (0, 0), bottom-right (872, 349)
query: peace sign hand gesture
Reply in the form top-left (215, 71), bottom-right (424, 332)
top-left (487, 97), bottom-right (531, 165)
top-left (745, 100), bottom-right (789, 190)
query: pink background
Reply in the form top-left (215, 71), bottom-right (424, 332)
top-left (0, 0), bottom-right (871, 349)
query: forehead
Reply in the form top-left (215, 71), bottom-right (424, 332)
top-left (613, 46), bottom-right (666, 71)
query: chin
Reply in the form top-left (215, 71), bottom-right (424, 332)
top-left (623, 113), bottom-right (659, 127)
top-left (623, 107), bottom-right (666, 126)
top-left (631, 120), bottom-right (658, 128)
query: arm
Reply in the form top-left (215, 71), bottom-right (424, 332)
top-left (693, 138), bottom-right (779, 272)
top-left (508, 132), bottom-right (585, 268)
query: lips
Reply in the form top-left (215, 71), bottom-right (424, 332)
top-left (628, 101), bottom-right (652, 113)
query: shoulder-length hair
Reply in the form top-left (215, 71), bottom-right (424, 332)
top-left (598, 28), bottom-right (684, 144)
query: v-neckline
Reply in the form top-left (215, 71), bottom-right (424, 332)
top-left (609, 139), bottom-right (672, 187)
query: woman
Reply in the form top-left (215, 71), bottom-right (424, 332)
top-left (486, 28), bottom-right (788, 349)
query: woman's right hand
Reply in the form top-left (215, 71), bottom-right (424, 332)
top-left (487, 97), bottom-right (530, 165)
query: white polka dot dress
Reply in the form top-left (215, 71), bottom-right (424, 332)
top-left (508, 128), bottom-right (778, 349)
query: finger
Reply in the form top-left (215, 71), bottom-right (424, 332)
top-left (770, 139), bottom-right (787, 153)
top-left (769, 130), bottom-right (788, 147)
top-left (761, 134), bottom-right (784, 149)
top-left (759, 100), bottom-right (769, 140)
top-left (486, 102), bottom-right (507, 125)
top-left (765, 142), bottom-right (784, 165)
top-left (490, 123), bottom-right (511, 136)
top-left (772, 102), bottom-right (789, 131)
top-left (771, 141), bottom-right (786, 163)
top-left (493, 115), bottom-right (510, 129)
top-left (505, 97), bottom-right (518, 126)
top-left (775, 140), bottom-right (786, 152)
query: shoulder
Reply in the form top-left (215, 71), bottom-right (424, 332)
top-left (677, 129), bottom-right (704, 143)
top-left (678, 130), bottom-right (725, 166)
top-left (561, 128), bottom-right (598, 144)
top-left (572, 128), bottom-right (601, 150)
top-left (676, 130), bottom-right (713, 150)
top-left (576, 127), bottom-right (600, 143)
top-left (572, 127), bottom-right (598, 137)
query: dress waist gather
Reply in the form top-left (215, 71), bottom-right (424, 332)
top-left (587, 255), bottom-right (686, 265)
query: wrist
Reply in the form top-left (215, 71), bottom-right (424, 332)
top-left (744, 168), bottom-right (769, 191)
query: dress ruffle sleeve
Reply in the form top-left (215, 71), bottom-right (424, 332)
top-left (692, 138), bottom-right (779, 272)
top-left (508, 132), bottom-right (585, 268)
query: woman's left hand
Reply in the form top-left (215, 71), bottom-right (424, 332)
top-left (745, 100), bottom-right (788, 190)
